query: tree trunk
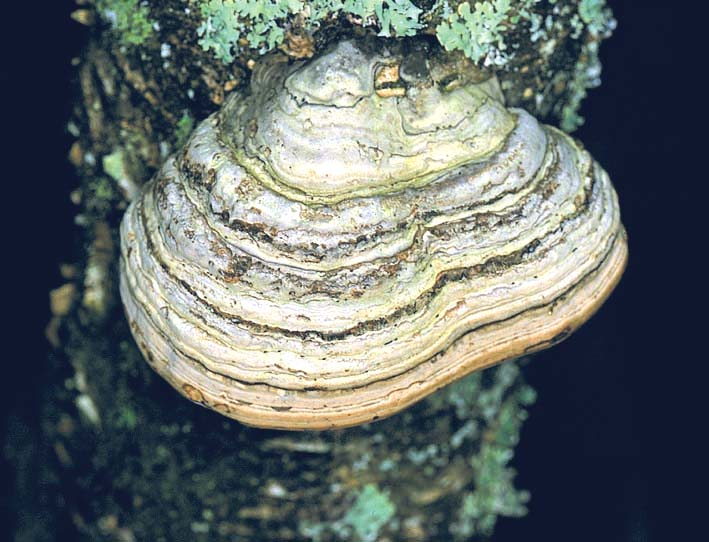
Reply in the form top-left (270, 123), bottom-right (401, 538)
top-left (11, 2), bottom-right (614, 540)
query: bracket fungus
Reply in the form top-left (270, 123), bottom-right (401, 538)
top-left (120, 39), bottom-right (627, 430)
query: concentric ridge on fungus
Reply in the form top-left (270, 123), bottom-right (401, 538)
top-left (120, 39), bottom-right (627, 430)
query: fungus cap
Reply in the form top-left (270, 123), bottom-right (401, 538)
top-left (120, 39), bottom-right (627, 430)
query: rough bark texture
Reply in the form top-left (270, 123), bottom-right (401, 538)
top-left (11, 2), bottom-right (612, 540)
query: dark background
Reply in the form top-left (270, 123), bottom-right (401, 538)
top-left (1, 2), bottom-right (699, 541)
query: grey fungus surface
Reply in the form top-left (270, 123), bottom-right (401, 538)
top-left (119, 39), bottom-right (627, 430)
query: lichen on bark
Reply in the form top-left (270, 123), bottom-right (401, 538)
top-left (23, 1), bottom-right (614, 540)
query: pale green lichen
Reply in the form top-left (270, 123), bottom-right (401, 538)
top-left (435, 0), bottom-right (541, 66)
top-left (401, 363), bottom-right (536, 540)
top-left (560, 0), bottom-right (615, 131)
top-left (193, 0), bottom-right (615, 131)
top-left (193, 0), bottom-right (612, 74)
top-left (436, 0), bottom-right (511, 65)
top-left (196, 0), bottom-right (423, 63)
top-left (102, 149), bottom-right (130, 185)
top-left (579, 0), bottom-right (610, 36)
top-left (300, 483), bottom-right (396, 541)
top-left (450, 366), bottom-right (536, 538)
top-left (94, 1), bottom-right (612, 135)
top-left (196, 0), bottom-right (296, 62)
top-left (102, 147), bottom-right (141, 200)
top-left (343, 484), bottom-right (397, 541)
top-left (95, 0), bottom-right (154, 45)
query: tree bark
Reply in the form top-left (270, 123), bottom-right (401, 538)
top-left (12, 2), bottom-right (613, 540)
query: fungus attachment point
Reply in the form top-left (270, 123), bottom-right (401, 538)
top-left (120, 38), bottom-right (627, 430)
